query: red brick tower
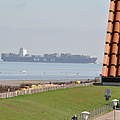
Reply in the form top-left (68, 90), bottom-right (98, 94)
top-left (102, 0), bottom-right (120, 83)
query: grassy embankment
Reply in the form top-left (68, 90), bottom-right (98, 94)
top-left (0, 86), bottom-right (120, 120)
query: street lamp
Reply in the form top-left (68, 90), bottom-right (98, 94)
top-left (81, 111), bottom-right (90, 120)
top-left (112, 99), bottom-right (119, 120)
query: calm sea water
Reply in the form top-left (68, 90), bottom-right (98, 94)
top-left (0, 62), bottom-right (102, 81)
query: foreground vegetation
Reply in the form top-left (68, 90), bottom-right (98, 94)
top-left (0, 86), bottom-right (120, 120)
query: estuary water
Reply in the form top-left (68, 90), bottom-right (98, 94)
top-left (0, 62), bottom-right (102, 81)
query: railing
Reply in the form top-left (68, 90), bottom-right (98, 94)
top-left (0, 83), bottom-right (93, 99)
top-left (66, 103), bottom-right (112, 120)
top-left (88, 103), bottom-right (112, 120)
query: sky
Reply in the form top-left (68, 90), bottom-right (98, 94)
top-left (0, 0), bottom-right (109, 62)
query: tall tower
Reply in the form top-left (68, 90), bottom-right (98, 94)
top-left (102, 0), bottom-right (120, 84)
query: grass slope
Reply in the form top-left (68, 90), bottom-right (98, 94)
top-left (0, 86), bottom-right (120, 120)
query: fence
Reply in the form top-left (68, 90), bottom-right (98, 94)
top-left (65, 103), bottom-right (112, 120)
top-left (0, 82), bottom-right (93, 99)
top-left (88, 103), bottom-right (112, 119)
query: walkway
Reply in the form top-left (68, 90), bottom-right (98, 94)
top-left (95, 110), bottom-right (120, 120)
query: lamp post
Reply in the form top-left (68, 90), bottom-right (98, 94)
top-left (81, 111), bottom-right (90, 120)
top-left (112, 99), bottom-right (119, 120)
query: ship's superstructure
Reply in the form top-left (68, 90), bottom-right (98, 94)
top-left (1, 48), bottom-right (97, 64)
top-left (19, 48), bottom-right (27, 56)
top-left (102, 0), bottom-right (120, 83)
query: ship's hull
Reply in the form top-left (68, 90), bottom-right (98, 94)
top-left (1, 54), bottom-right (97, 64)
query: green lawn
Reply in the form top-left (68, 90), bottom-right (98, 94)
top-left (0, 86), bottom-right (120, 120)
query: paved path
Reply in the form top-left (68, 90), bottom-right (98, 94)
top-left (95, 110), bottom-right (120, 120)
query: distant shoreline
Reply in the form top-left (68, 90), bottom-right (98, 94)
top-left (0, 79), bottom-right (95, 86)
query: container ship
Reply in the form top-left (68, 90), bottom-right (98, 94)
top-left (1, 48), bottom-right (97, 63)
